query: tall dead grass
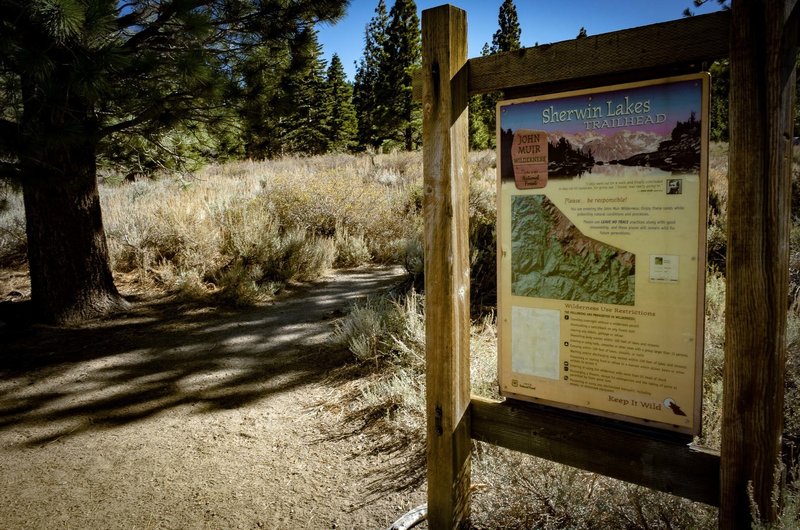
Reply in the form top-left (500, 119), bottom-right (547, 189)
top-left (97, 151), bottom-right (422, 304)
top-left (0, 150), bottom-right (493, 306)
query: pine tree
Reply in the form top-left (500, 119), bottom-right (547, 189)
top-left (0, 0), bottom-right (347, 323)
top-left (469, 75), bottom-right (493, 151)
top-left (353, 0), bottom-right (390, 150)
top-left (323, 54), bottom-right (358, 153)
top-left (470, 0), bottom-right (522, 150)
top-left (491, 0), bottom-right (522, 54)
top-left (282, 28), bottom-right (330, 155)
top-left (381, 0), bottom-right (421, 150)
top-left (241, 25), bottom-right (330, 157)
top-left (241, 42), bottom-right (293, 158)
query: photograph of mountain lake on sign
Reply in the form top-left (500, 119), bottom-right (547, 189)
top-left (499, 78), bottom-right (703, 185)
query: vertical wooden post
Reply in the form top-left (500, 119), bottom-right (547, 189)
top-left (422, 5), bottom-right (471, 529)
top-left (721, 1), bottom-right (798, 527)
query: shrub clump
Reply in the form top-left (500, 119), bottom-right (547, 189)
top-left (334, 287), bottom-right (716, 528)
top-left (0, 190), bottom-right (27, 268)
top-left (99, 152), bottom-right (421, 305)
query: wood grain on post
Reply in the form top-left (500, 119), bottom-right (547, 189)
top-left (721, 1), bottom-right (798, 527)
top-left (422, 5), bottom-right (471, 529)
top-left (412, 11), bottom-right (730, 101)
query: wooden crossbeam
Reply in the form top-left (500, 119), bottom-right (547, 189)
top-left (471, 397), bottom-right (720, 507)
top-left (413, 11), bottom-right (729, 100)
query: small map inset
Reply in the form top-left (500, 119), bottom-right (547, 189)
top-left (511, 306), bottom-right (560, 379)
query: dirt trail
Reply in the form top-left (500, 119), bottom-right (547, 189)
top-left (0, 266), bottom-right (425, 529)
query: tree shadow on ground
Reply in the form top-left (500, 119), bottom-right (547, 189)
top-left (0, 267), bottom-right (405, 448)
top-left (314, 363), bottom-right (428, 506)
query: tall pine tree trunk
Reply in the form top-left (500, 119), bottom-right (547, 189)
top-left (21, 137), bottom-right (127, 325)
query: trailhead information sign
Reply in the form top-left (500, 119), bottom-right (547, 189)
top-left (496, 74), bottom-right (708, 434)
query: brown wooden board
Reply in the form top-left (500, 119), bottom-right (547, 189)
top-left (471, 397), bottom-right (720, 506)
top-left (720, 2), bottom-right (798, 526)
top-left (421, 6), bottom-right (471, 529)
top-left (470, 12), bottom-right (727, 95)
top-left (412, 11), bottom-right (729, 100)
top-left (419, 3), bottom-right (797, 526)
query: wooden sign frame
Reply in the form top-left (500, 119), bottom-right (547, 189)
top-left (420, 4), bottom-right (797, 529)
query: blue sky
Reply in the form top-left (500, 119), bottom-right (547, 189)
top-left (317, 0), bottom-right (725, 81)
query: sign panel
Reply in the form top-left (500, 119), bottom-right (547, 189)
top-left (497, 74), bottom-right (709, 434)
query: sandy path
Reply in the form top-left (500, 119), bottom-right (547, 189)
top-left (0, 267), bottom-right (425, 529)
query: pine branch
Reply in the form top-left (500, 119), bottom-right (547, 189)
top-left (98, 93), bottom-right (203, 138)
top-left (116, 4), bottom-right (158, 31)
top-left (0, 1), bottom-right (24, 21)
top-left (122, 0), bottom-right (211, 50)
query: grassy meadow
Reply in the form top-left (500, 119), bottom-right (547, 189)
top-left (2, 144), bottom-right (800, 527)
top-left (98, 151), bottom-right (425, 303)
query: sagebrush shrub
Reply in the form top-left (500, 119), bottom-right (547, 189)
top-left (334, 225), bottom-right (372, 268)
top-left (96, 152), bottom-right (424, 303)
top-left (259, 157), bottom-right (413, 263)
top-left (271, 229), bottom-right (336, 282)
top-left (216, 263), bottom-right (278, 306)
top-left (0, 193), bottom-right (26, 268)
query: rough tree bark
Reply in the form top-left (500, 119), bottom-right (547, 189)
top-left (22, 168), bottom-right (127, 325)
top-left (20, 77), bottom-right (128, 325)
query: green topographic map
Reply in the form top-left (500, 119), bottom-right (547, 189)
top-left (511, 195), bottom-right (635, 305)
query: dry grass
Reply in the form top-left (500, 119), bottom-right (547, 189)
top-left (330, 142), bottom-right (800, 528)
top-left (0, 182), bottom-right (26, 269)
top-left (5, 143), bottom-right (800, 526)
top-left (96, 151), bottom-right (426, 304)
top-left (1, 150), bottom-right (498, 307)
top-left (470, 443), bottom-right (717, 530)
top-left (707, 142), bottom-right (729, 273)
top-left (697, 272), bottom-right (725, 450)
